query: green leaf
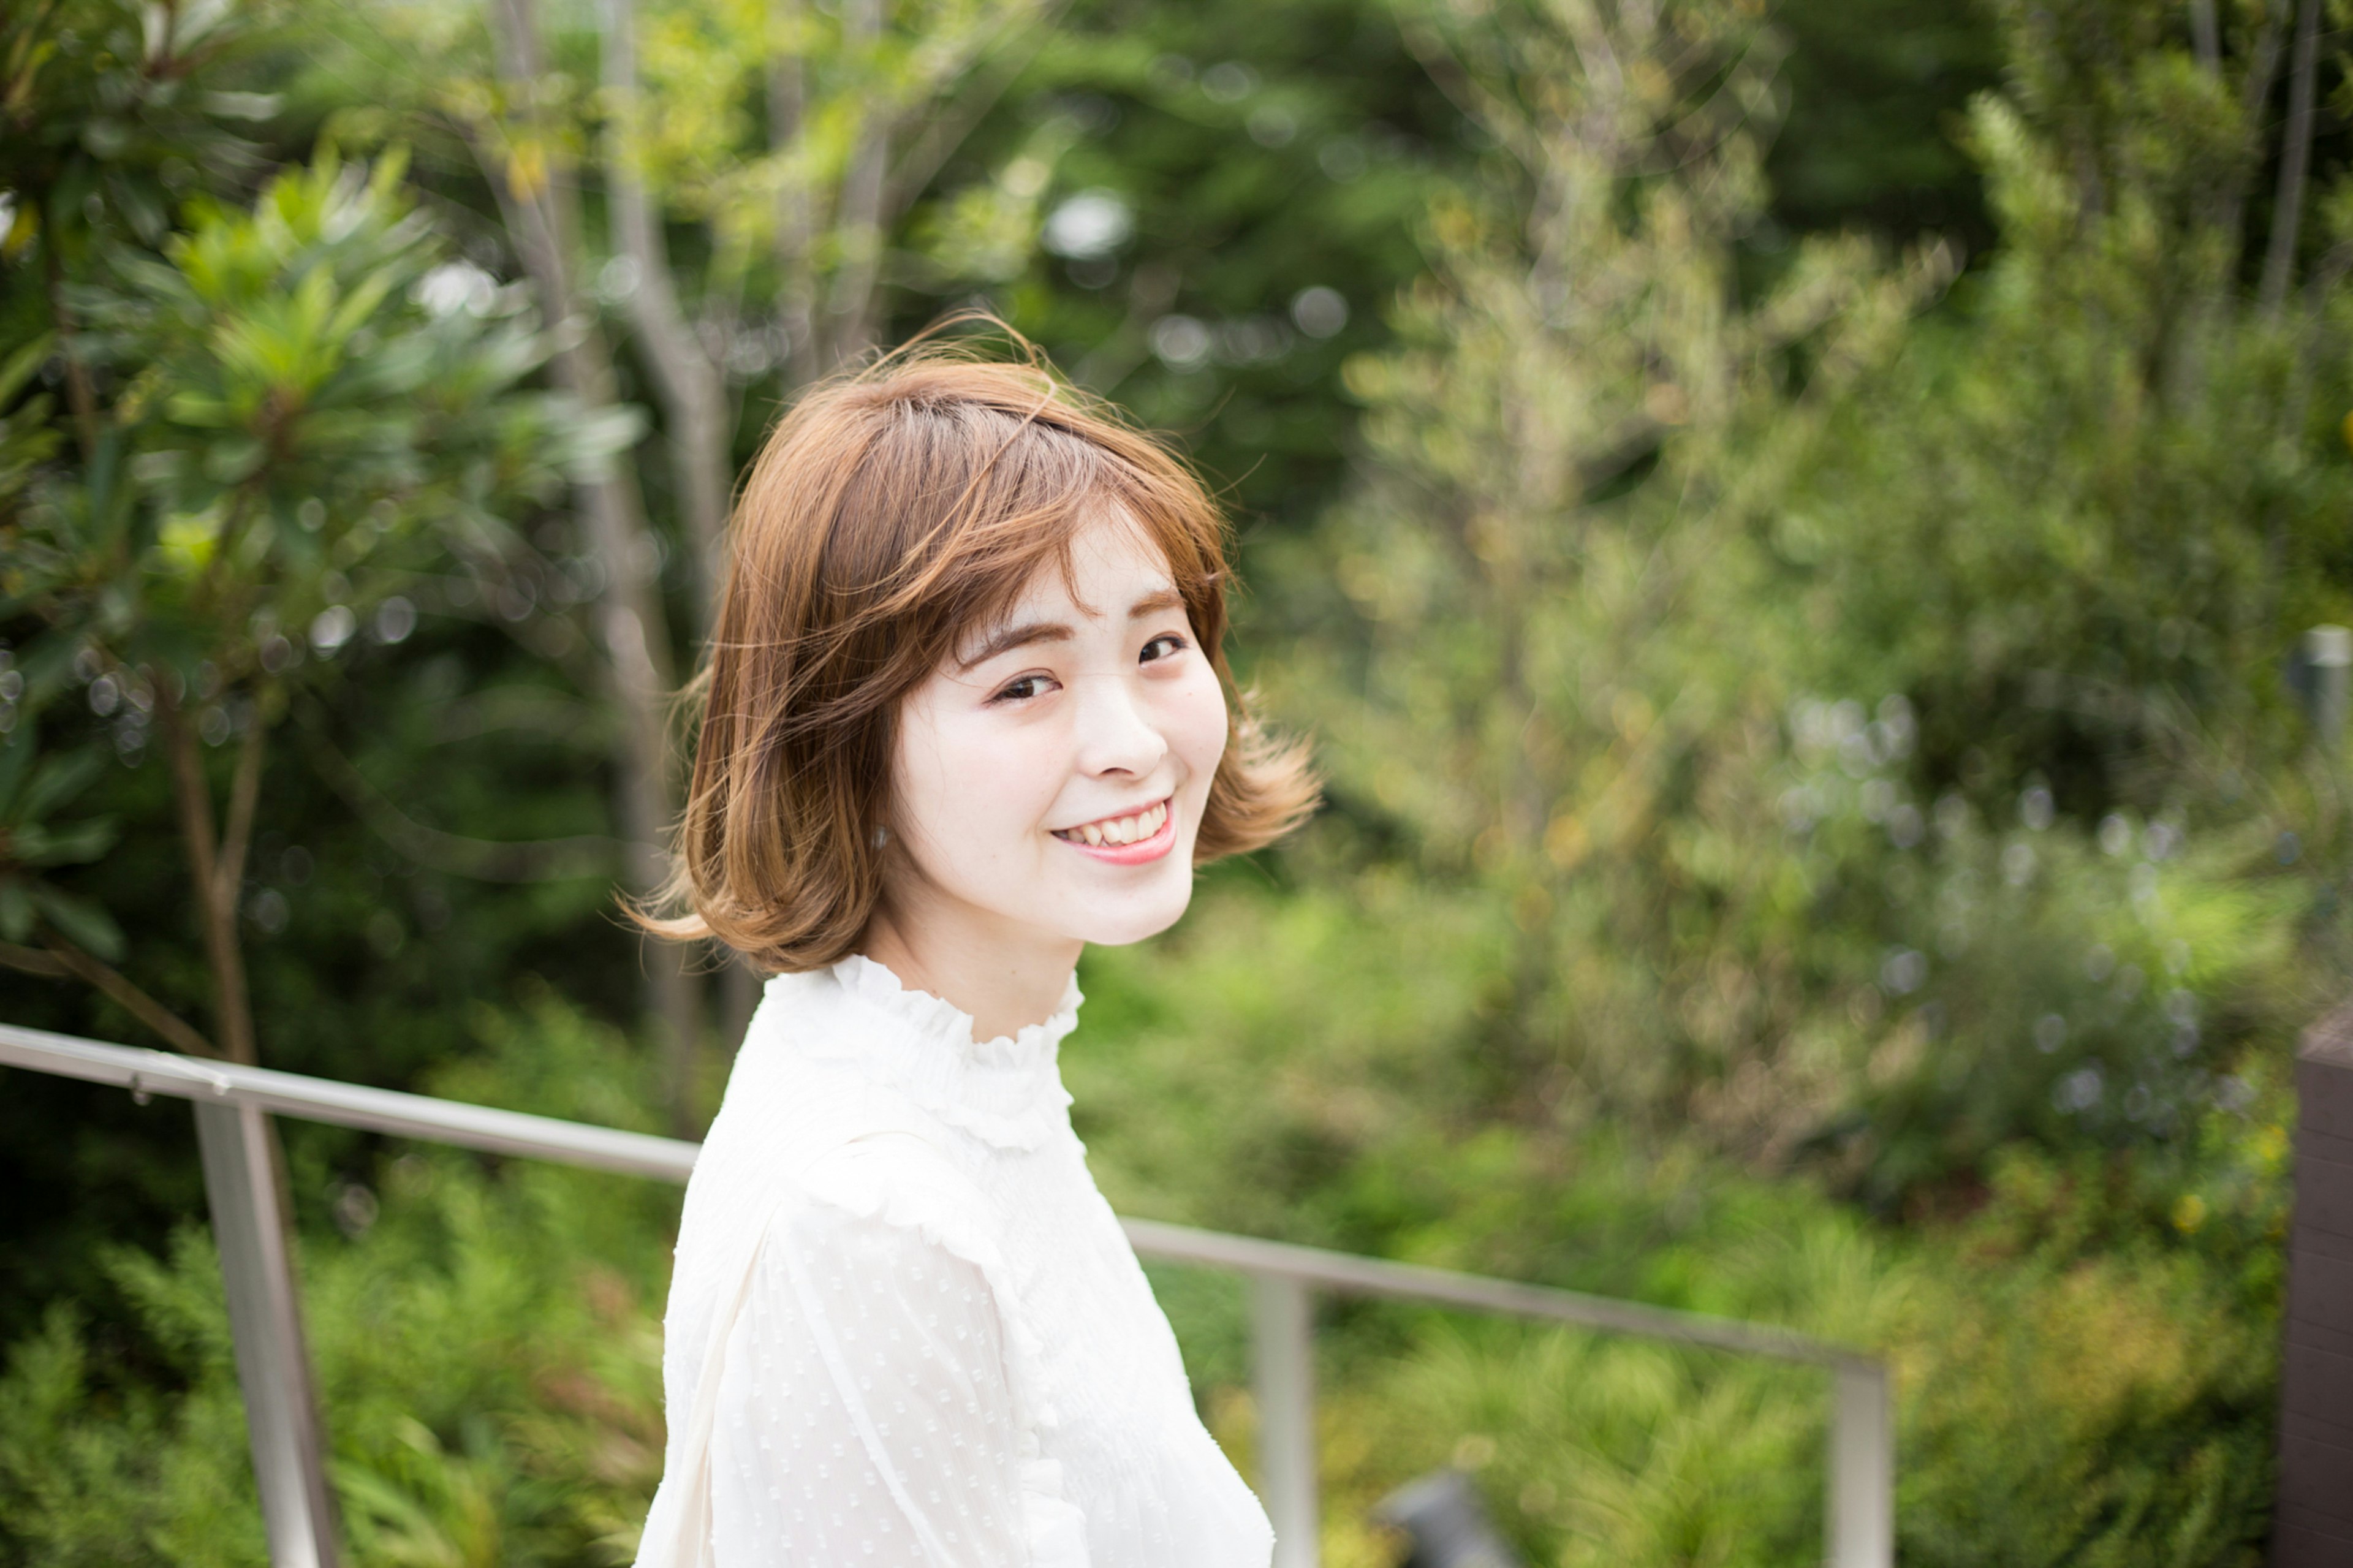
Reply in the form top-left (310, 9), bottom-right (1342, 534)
top-left (18, 750), bottom-right (105, 828)
top-left (19, 817), bottom-right (118, 866)
top-left (0, 734), bottom-right (33, 816)
top-left (110, 178), bottom-right (170, 249)
top-left (0, 879), bottom-right (33, 943)
top-left (0, 333), bottom-right (58, 405)
top-left (202, 91), bottom-right (283, 122)
top-left (200, 436), bottom-right (265, 485)
top-left (162, 392), bottom-right (240, 428)
top-left (324, 264), bottom-right (401, 350)
top-left (31, 885), bottom-right (125, 963)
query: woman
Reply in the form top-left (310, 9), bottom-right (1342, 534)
top-left (634, 339), bottom-right (1319, 1568)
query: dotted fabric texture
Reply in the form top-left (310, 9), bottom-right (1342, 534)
top-left (645, 956), bottom-right (1276, 1568)
top-left (713, 1197), bottom-right (1026, 1564)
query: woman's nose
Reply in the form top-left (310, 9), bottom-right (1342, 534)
top-left (1072, 673), bottom-right (1169, 778)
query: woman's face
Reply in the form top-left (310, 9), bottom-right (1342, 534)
top-left (882, 509), bottom-right (1230, 959)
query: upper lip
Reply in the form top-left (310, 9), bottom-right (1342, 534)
top-left (1051, 795), bottom-right (1171, 836)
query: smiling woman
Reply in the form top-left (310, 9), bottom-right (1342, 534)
top-left (629, 331), bottom-right (1316, 1568)
top-left (871, 515), bottom-right (1233, 1032)
top-left (643, 335), bottom-right (1311, 982)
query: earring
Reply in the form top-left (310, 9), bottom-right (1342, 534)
top-left (871, 824), bottom-right (890, 849)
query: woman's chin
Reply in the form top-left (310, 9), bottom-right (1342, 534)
top-left (1065, 879), bottom-right (1195, 949)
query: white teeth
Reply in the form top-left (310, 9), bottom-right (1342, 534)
top-left (1057, 799), bottom-right (1169, 847)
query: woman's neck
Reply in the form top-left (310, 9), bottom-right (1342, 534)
top-left (858, 902), bottom-right (1080, 1045)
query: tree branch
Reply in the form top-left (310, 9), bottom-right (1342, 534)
top-left (880, 7), bottom-right (1066, 228)
top-left (216, 710), bottom-right (265, 913)
top-left (1395, 15), bottom-right (1547, 176)
top-left (37, 193), bottom-right (101, 463)
top-left (159, 689), bottom-right (219, 911)
top-left (2219, 0), bottom-right (2290, 248)
top-left (0, 937), bottom-right (221, 1058)
top-left (602, 0), bottom-right (733, 624)
top-left (822, 0), bottom-right (890, 369)
top-left (0, 941), bottom-right (67, 977)
top-left (485, 0), bottom-right (700, 1090)
top-left (157, 684), bottom-right (257, 1064)
top-left (769, 0), bottom-right (820, 389)
top-left (2189, 0), bottom-right (2221, 72)
top-left (2259, 0), bottom-right (2322, 313)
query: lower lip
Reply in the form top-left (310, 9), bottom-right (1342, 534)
top-left (1055, 801), bottom-right (1177, 865)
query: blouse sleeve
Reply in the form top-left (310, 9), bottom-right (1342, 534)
top-left (706, 1143), bottom-right (1089, 1568)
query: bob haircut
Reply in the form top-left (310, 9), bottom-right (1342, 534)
top-left (642, 337), bottom-right (1318, 974)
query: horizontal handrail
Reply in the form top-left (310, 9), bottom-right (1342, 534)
top-left (1121, 1218), bottom-right (1868, 1370)
top-left (0, 1023), bottom-right (697, 1181)
top-left (2, 1020), bottom-right (1895, 1568)
top-left (1, 1021), bottom-right (1866, 1366)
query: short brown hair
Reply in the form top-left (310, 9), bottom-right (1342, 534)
top-left (640, 336), bottom-right (1317, 972)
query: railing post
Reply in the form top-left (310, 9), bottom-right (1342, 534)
top-left (2275, 1000), bottom-right (2353, 1564)
top-left (193, 1099), bottom-right (341, 1568)
top-left (1827, 1360), bottom-right (1893, 1568)
top-left (1252, 1273), bottom-right (1320, 1568)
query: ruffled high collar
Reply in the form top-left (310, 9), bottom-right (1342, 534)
top-left (763, 953), bottom-right (1082, 1151)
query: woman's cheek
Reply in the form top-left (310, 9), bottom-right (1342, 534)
top-left (963, 712), bottom-right (1074, 836)
top-left (901, 709), bottom-right (1006, 860)
top-left (1171, 665), bottom-right (1230, 787)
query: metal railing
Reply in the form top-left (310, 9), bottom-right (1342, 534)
top-left (1, 1021), bottom-right (1895, 1568)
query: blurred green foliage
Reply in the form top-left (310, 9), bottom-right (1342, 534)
top-left (0, 979), bottom-right (2295, 1566)
top-left (21, 147), bottom-right (616, 691)
top-left (0, 993), bottom-right (674, 1568)
top-left (4, 0), bottom-right (2347, 1562)
top-left (1076, 869), bottom-right (2293, 1566)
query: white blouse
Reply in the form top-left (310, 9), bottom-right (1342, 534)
top-left (635, 955), bottom-right (1276, 1568)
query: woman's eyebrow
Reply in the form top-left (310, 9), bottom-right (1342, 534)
top-left (957, 586), bottom-right (1188, 670)
top-left (957, 618), bottom-right (1072, 670)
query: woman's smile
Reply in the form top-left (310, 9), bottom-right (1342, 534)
top-left (1051, 796), bottom-right (1174, 862)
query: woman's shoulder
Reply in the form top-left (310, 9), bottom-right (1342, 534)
top-left (669, 1055), bottom-right (1008, 1345)
top-left (782, 1129), bottom-right (1003, 1273)
top-left (740, 1127), bottom-right (1039, 1374)
top-left (686, 964), bottom-right (1018, 1287)
top-left (699, 982), bottom-right (931, 1152)
top-left (692, 1060), bottom-right (975, 1238)
top-left (676, 1012), bottom-right (964, 1248)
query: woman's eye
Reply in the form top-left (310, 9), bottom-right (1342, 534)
top-left (1140, 633), bottom-right (1188, 664)
top-left (991, 674), bottom-right (1052, 703)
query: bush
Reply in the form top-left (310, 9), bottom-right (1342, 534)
top-left (0, 992), bottom-right (675, 1568)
